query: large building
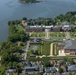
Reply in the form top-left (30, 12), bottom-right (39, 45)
top-left (25, 25), bottom-right (53, 32)
top-left (58, 39), bottom-right (76, 56)
top-left (25, 22), bottom-right (74, 32)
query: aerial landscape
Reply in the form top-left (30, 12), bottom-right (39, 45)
top-left (0, 0), bottom-right (76, 75)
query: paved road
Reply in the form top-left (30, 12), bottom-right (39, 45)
top-left (22, 40), bottom-right (30, 60)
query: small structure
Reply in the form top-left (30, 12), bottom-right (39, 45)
top-left (45, 67), bottom-right (51, 73)
top-left (30, 54), bottom-right (36, 57)
top-left (22, 20), bottom-right (27, 26)
top-left (6, 68), bottom-right (16, 75)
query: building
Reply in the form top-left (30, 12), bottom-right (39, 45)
top-left (22, 20), bottom-right (27, 26)
top-left (68, 65), bottom-right (76, 71)
top-left (61, 22), bottom-right (73, 31)
top-left (25, 66), bottom-right (38, 74)
top-left (6, 68), bottom-right (16, 75)
top-left (25, 25), bottom-right (53, 32)
top-left (58, 39), bottom-right (76, 56)
top-left (52, 26), bottom-right (61, 32)
top-left (25, 25), bottom-right (45, 32)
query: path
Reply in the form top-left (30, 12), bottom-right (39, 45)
top-left (50, 43), bottom-right (54, 56)
top-left (45, 31), bottom-right (50, 39)
top-left (22, 40), bottom-right (30, 60)
top-left (65, 32), bottom-right (71, 39)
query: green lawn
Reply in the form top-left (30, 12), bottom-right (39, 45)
top-left (28, 41), bottom-right (51, 56)
top-left (70, 32), bottom-right (76, 38)
top-left (50, 32), bottom-right (65, 38)
top-left (31, 32), bottom-right (45, 37)
top-left (41, 41), bottom-right (50, 55)
top-left (0, 66), bottom-right (6, 75)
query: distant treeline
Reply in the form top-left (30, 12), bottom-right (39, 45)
top-left (26, 11), bottom-right (76, 26)
top-left (19, 0), bottom-right (37, 3)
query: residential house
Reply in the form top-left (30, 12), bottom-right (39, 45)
top-left (68, 65), bottom-right (76, 71)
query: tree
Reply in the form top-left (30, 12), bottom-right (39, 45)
top-left (59, 67), bottom-right (63, 74)
top-left (7, 62), bottom-right (13, 67)
top-left (44, 62), bottom-right (50, 67)
top-left (22, 17), bottom-right (27, 20)
top-left (67, 58), bottom-right (75, 65)
top-left (16, 64), bottom-right (22, 74)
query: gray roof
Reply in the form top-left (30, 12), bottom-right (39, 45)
top-left (68, 65), bottom-right (76, 71)
top-left (64, 40), bottom-right (76, 50)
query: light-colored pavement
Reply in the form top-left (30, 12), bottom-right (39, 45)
top-left (45, 32), bottom-right (50, 39)
top-left (50, 43), bottom-right (54, 56)
top-left (22, 40), bottom-right (30, 60)
top-left (65, 32), bottom-right (71, 39)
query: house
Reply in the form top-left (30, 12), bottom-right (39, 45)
top-left (61, 22), bottom-right (73, 31)
top-left (22, 20), bottom-right (27, 26)
top-left (68, 65), bottom-right (76, 71)
top-left (6, 68), bottom-right (16, 75)
top-left (25, 67), bottom-right (38, 74)
top-left (50, 67), bottom-right (57, 73)
top-left (58, 39), bottom-right (76, 56)
top-left (44, 67), bottom-right (51, 73)
top-left (30, 54), bottom-right (36, 57)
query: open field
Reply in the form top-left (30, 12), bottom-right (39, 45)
top-left (30, 32), bottom-right (45, 37)
top-left (50, 32), bottom-right (65, 38)
top-left (29, 32), bottom-right (66, 38)
top-left (70, 32), bottom-right (76, 38)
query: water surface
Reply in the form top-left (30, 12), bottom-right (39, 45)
top-left (0, 0), bottom-right (76, 42)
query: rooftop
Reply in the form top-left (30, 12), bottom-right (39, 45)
top-left (64, 39), bottom-right (76, 50)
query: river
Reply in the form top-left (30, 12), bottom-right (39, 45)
top-left (0, 0), bottom-right (76, 42)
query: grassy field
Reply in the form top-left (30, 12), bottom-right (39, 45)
top-left (50, 32), bottom-right (65, 38)
top-left (30, 32), bottom-right (45, 37)
top-left (70, 32), bottom-right (76, 38)
top-left (27, 41), bottom-right (51, 56)
top-left (41, 41), bottom-right (50, 55)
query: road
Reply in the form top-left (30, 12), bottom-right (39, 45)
top-left (22, 40), bottom-right (30, 60)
